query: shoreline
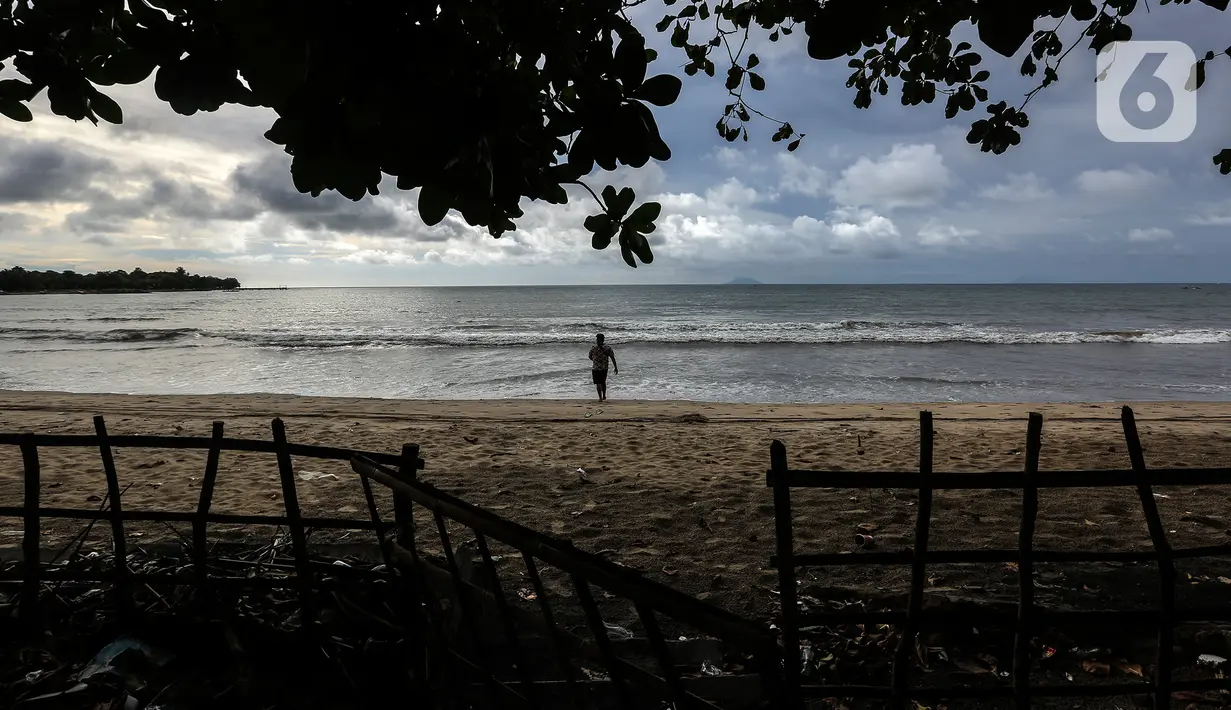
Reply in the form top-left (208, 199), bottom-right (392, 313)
top-left (3, 389), bottom-right (1231, 423)
top-left (0, 289), bottom-right (241, 295)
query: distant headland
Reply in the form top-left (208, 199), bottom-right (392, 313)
top-left (0, 266), bottom-right (240, 294)
top-left (724, 277), bottom-right (764, 285)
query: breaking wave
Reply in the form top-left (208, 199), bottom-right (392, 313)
top-left (3, 320), bottom-right (1229, 350)
top-left (0, 327), bottom-right (202, 343)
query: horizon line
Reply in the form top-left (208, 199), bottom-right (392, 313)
top-left (237, 281), bottom-right (1230, 289)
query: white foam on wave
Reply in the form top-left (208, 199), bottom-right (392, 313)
top-left (4, 320), bottom-right (1229, 349)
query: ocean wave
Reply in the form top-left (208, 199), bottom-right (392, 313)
top-left (209, 322), bottom-right (1231, 348)
top-left (19, 316), bottom-right (163, 324)
top-left (3, 320), bottom-right (1229, 349)
top-left (0, 327), bottom-right (202, 343)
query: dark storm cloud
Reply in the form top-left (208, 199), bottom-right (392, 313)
top-left (65, 170), bottom-right (260, 234)
top-left (230, 155), bottom-right (408, 235)
top-left (0, 140), bottom-right (113, 204)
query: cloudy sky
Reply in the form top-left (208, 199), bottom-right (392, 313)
top-left (2, 5), bottom-right (1229, 287)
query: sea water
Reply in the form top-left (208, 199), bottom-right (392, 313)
top-left (1, 284), bottom-right (1228, 402)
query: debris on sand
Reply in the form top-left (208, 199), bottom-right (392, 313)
top-left (0, 541), bottom-right (412, 710)
top-left (296, 471), bottom-right (339, 482)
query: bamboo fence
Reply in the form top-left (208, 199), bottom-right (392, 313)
top-left (768, 405), bottom-right (1231, 709)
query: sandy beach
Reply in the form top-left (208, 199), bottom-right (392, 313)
top-left (4, 391), bottom-right (1231, 624)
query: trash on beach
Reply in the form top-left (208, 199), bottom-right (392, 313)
top-left (297, 471), bottom-right (339, 482)
top-left (78, 636), bottom-right (174, 689)
top-left (700, 660), bottom-right (722, 676)
top-left (1153, 493), bottom-right (1170, 499)
top-left (1198, 653), bottom-right (1227, 666)
top-left (603, 622), bottom-right (634, 640)
top-left (517, 588), bottom-right (537, 602)
top-left (854, 534), bottom-right (876, 548)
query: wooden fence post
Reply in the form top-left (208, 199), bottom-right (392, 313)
top-left (892, 410), bottom-right (934, 708)
top-left (1013, 413), bottom-right (1044, 710)
top-left (271, 418), bottom-right (315, 629)
top-left (395, 444), bottom-right (420, 550)
top-left (20, 436), bottom-right (40, 621)
top-left (193, 422), bottom-right (224, 601)
top-left (1122, 406), bottom-right (1176, 710)
top-left (94, 416), bottom-right (132, 620)
top-left (770, 439), bottom-right (801, 710)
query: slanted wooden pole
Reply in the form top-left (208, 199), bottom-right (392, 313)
top-left (193, 422), bottom-right (224, 599)
top-left (94, 416), bottom-right (132, 619)
top-left (271, 418), bottom-right (316, 628)
top-left (1122, 406), bottom-right (1176, 710)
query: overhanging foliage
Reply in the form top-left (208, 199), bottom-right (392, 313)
top-left (0, 0), bottom-right (1227, 267)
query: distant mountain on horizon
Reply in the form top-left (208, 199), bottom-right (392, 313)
top-left (725, 277), bottom-right (763, 285)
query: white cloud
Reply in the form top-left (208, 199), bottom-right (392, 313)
top-left (1128, 227), bottom-right (1174, 242)
top-left (979, 173), bottom-right (1055, 202)
top-left (336, 249), bottom-right (419, 265)
top-left (703, 178), bottom-right (760, 207)
top-left (826, 207), bottom-right (903, 257)
top-left (1186, 214), bottom-right (1231, 226)
top-left (713, 147), bottom-right (743, 169)
top-left (917, 221), bottom-right (980, 246)
top-left (775, 153), bottom-right (827, 198)
top-left (1076, 166), bottom-right (1167, 195)
top-left (1185, 201), bottom-right (1231, 226)
top-left (286, 257), bottom-right (309, 265)
top-left (830, 143), bottom-right (952, 210)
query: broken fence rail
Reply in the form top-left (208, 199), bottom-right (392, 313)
top-left (767, 405), bottom-right (1231, 710)
top-left (351, 454), bottom-right (784, 710)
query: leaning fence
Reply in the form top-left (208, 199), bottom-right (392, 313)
top-left (768, 405), bottom-right (1231, 709)
top-left (350, 454), bottom-right (783, 709)
top-left (0, 416), bottom-right (783, 709)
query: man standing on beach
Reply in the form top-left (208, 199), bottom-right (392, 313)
top-left (588, 333), bottom-right (617, 401)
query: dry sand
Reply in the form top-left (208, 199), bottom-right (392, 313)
top-left (4, 391), bottom-right (1231, 627)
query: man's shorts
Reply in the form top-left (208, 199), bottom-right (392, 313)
top-left (592, 369), bottom-right (608, 385)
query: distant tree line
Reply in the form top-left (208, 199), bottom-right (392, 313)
top-left (0, 266), bottom-right (240, 292)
